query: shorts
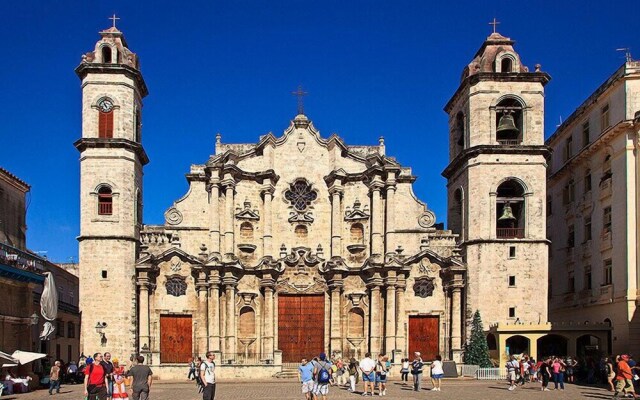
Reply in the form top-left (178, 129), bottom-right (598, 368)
top-left (363, 372), bottom-right (376, 382)
top-left (376, 374), bottom-right (387, 383)
top-left (566, 368), bottom-right (574, 376)
top-left (313, 383), bottom-right (329, 395)
top-left (432, 374), bottom-right (444, 379)
top-left (508, 371), bottom-right (517, 381)
top-left (615, 379), bottom-right (635, 393)
top-left (301, 380), bottom-right (314, 394)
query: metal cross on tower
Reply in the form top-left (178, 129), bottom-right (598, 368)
top-left (109, 14), bottom-right (120, 28)
top-left (489, 18), bottom-right (500, 34)
top-left (291, 85), bottom-right (308, 115)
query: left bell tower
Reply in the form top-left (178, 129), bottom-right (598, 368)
top-left (75, 21), bottom-right (149, 358)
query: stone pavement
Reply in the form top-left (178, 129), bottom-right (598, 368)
top-left (2, 379), bottom-right (616, 400)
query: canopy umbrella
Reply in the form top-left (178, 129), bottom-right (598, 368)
top-left (10, 350), bottom-right (47, 365)
top-left (0, 351), bottom-right (18, 364)
top-left (39, 271), bottom-right (58, 340)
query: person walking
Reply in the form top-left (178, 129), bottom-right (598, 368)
top-left (410, 352), bottom-right (424, 392)
top-left (359, 352), bottom-right (376, 396)
top-left (312, 352), bottom-right (332, 400)
top-left (400, 359), bottom-right (409, 383)
top-left (375, 354), bottom-right (388, 396)
top-left (126, 355), bottom-right (153, 400)
top-left (614, 355), bottom-right (638, 399)
top-left (200, 352), bottom-right (216, 400)
top-left (604, 357), bottom-right (616, 391)
top-left (347, 358), bottom-right (359, 393)
top-left (84, 353), bottom-right (108, 400)
top-left (298, 358), bottom-right (315, 400)
top-left (552, 357), bottom-right (565, 390)
top-left (506, 355), bottom-right (519, 391)
top-left (538, 357), bottom-right (551, 391)
top-left (101, 352), bottom-right (115, 400)
top-left (430, 355), bottom-right (444, 392)
top-left (49, 360), bottom-right (61, 395)
top-left (188, 358), bottom-right (197, 380)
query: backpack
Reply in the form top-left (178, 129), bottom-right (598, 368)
top-left (317, 362), bottom-right (331, 384)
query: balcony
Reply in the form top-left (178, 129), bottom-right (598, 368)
top-left (581, 241), bottom-right (592, 259)
top-left (599, 178), bottom-right (612, 201)
top-left (496, 228), bottom-right (525, 239)
top-left (98, 202), bottom-right (113, 215)
top-left (592, 285), bottom-right (614, 305)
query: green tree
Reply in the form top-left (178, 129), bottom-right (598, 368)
top-left (463, 310), bottom-right (492, 367)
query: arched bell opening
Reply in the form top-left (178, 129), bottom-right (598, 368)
top-left (496, 180), bottom-right (525, 238)
top-left (495, 98), bottom-right (523, 145)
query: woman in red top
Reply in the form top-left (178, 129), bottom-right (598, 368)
top-left (111, 358), bottom-right (129, 400)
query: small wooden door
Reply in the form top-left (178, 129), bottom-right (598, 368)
top-left (408, 316), bottom-right (439, 361)
top-left (278, 294), bottom-right (325, 362)
top-left (160, 315), bottom-right (193, 363)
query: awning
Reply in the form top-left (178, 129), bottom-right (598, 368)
top-left (0, 351), bottom-right (18, 364)
top-left (10, 350), bottom-right (47, 365)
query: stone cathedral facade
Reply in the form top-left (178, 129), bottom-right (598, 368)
top-left (76, 25), bottom-right (557, 378)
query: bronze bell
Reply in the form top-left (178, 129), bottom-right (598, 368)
top-left (497, 113), bottom-right (519, 135)
top-left (498, 203), bottom-right (517, 221)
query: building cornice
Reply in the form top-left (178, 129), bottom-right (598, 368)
top-left (75, 63), bottom-right (148, 98)
top-left (0, 167), bottom-right (30, 193)
top-left (74, 138), bottom-right (149, 166)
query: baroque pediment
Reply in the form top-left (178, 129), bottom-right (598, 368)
top-left (235, 199), bottom-right (260, 221)
top-left (344, 199), bottom-right (370, 221)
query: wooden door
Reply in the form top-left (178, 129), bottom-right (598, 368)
top-left (160, 315), bottom-right (193, 363)
top-left (278, 294), bottom-right (325, 362)
top-left (408, 315), bottom-right (439, 361)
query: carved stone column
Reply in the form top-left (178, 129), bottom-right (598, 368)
top-left (208, 273), bottom-right (221, 352)
top-left (137, 275), bottom-right (150, 353)
top-left (384, 277), bottom-right (397, 354)
top-left (329, 280), bottom-right (344, 355)
top-left (261, 185), bottom-right (275, 257)
top-left (367, 277), bottom-right (383, 354)
top-left (208, 171), bottom-right (221, 253)
top-left (384, 174), bottom-right (397, 254)
top-left (395, 282), bottom-right (406, 354)
top-left (261, 279), bottom-right (275, 358)
top-left (195, 274), bottom-right (209, 355)
top-left (223, 277), bottom-right (238, 358)
top-left (222, 177), bottom-right (236, 255)
top-left (329, 185), bottom-right (344, 258)
top-left (451, 285), bottom-right (463, 362)
top-left (369, 178), bottom-right (385, 255)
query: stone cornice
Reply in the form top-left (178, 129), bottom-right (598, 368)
top-left (442, 144), bottom-right (551, 179)
top-left (0, 167), bottom-right (30, 192)
top-left (74, 138), bottom-right (149, 166)
top-left (75, 63), bottom-right (148, 98)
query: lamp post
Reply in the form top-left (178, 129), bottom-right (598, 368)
top-left (95, 322), bottom-right (108, 347)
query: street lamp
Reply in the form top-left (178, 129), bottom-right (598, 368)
top-left (95, 322), bottom-right (108, 347)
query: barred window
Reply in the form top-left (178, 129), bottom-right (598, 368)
top-left (284, 179), bottom-right (318, 212)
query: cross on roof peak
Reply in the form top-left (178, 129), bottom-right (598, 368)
top-left (489, 18), bottom-right (500, 34)
top-left (291, 85), bottom-right (308, 115)
top-left (109, 14), bottom-right (120, 29)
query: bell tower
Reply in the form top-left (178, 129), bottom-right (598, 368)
top-left (75, 21), bottom-right (148, 357)
top-left (442, 31), bottom-right (551, 328)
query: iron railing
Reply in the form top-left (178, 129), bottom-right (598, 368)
top-left (497, 228), bottom-right (525, 239)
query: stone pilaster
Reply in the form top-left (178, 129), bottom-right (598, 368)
top-left (208, 171), bottom-right (221, 253)
top-left (450, 285), bottom-right (463, 362)
top-left (261, 279), bottom-right (276, 359)
top-left (328, 279), bottom-right (344, 355)
top-left (222, 177), bottom-right (236, 255)
top-left (367, 277), bottom-right (383, 354)
top-left (223, 277), bottom-right (238, 359)
top-left (384, 277), bottom-right (397, 354)
top-left (329, 184), bottom-right (344, 258)
top-left (208, 273), bottom-right (221, 352)
top-left (395, 282), bottom-right (406, 354)
top-left (195, 274), bottom-right (209, 356)
top-left (261, 184), bottom-right (275, 257)
top-left (384, 173), bottom-right (397, 254)
top-left (137, 275), bottom-right (151, 353)
top-left (369, 178), bottom-right (385, 255)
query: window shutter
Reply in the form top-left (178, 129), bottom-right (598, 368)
top-left (99, 111), bottom-right (114, 138)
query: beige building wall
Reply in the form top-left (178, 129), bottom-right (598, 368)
top-left (0, 168), bottom-right (30, 250)
top-left (547, 61), bottom-right (640, 356)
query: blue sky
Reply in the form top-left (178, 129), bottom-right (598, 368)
top-left (2, 1), bottom-right (638, 262)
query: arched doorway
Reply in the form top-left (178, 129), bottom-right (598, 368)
top-left (506, 335), bottom-right (530, 355)
top-left (537, 334), bottom-right (568, 358)
top-left (577, 335), bottom-right (601, 358)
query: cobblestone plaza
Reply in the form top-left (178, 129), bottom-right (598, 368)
top-left (4, 380), bottom-right (614, 400)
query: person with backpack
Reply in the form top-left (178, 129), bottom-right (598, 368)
top-left (375, 354), bottom-right (388, 396)
top-left (312, 352), bottom-right (332, 400)
top-left (410, 352), bottom-right (424, 392)
top-left (200, 352), bottom-right (216, 400)
top-left (84, 353), bottom-right (108, 400)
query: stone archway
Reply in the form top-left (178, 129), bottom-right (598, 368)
top-left (506, 335), bottom-right (530, 355)
top-left (537, 334), bottom-right (568, 358)
top-left (577, 334), bottom-right (601, 358)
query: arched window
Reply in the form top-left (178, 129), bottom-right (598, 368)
top-left (97, 98), bottom-right (114, 138)
top-left (240, 222), bottom-right (254, 240)
top-left (495, 98), bottom-right (523, 145)
top-left (501, 57), bottom-right (513, 73)
top-left (602, 154), bottom-right (612, 182)
top-left (101, 46), bottom-right (112, 64)
top-left (496, 180), bottom-right (525, 238)
top-left (347, 308), bottom-right (365, 338)
top-left (238, 307), bottom-right (256, 338)
top-left (98, 186), bottom-right (113, 215)
top-left (350, 223), bottom-right (364, 244)
top-left (449, 188), bottom-right (463, 234)
top-left (136, 190), bottom-right (143, 225)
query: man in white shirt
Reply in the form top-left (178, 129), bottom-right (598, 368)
top-left (200, 352), bottom-right (216, 400)
top-left (359, 352), bottom-right (376, 396)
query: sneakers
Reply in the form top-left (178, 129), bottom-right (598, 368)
top-left (508, 385), bottom-right (515, 391)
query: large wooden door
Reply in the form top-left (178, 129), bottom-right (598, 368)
top-left (278, 294), bottom-right (325, 362)
top-left (408, 316), bottom-right (439, 361)
top-left (160, 315), bottom-right (193, 363)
